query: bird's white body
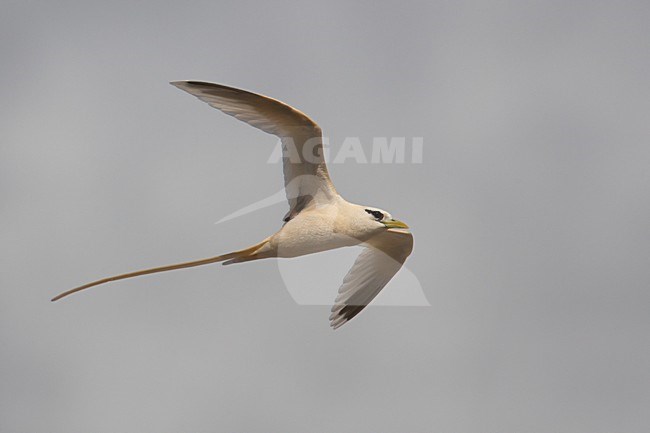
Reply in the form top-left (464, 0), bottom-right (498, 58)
top-left (271, 201), bottom-right (374, 258)
top-left (52, 81), bottom-right (413, 329)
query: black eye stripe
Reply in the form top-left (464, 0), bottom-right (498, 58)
top-left (365, 209), bottom-right (384, 220)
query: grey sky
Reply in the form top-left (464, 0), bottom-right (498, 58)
top-left (2, 1), bottom-right (650, 432)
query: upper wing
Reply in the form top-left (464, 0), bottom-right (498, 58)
top-left (171, 81), bottom-right (339, 220)
top-left (329, 229), bottom-right (414, 329)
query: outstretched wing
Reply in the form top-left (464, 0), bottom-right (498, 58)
top-left (329, 230), bottom-right (414, 329)
top-left (171, 81), bottom-right (338, 220)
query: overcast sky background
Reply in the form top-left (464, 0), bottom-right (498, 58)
top-left (2, 1), bottom-right (650, 432)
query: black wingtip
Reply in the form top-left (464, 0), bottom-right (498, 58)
top-left (170, 80), bottom-right (210, 89)
top-left (184, 80), bottom-right (208, 86)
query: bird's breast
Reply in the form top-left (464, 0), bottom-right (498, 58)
top-left (271, 213), bottom-right (361, 258)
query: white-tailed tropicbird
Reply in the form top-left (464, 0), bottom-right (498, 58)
top-left (52, 81), bottom-right (413, 329)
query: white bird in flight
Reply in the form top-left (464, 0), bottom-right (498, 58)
top-left (52, 81), bottom-right (413, 329)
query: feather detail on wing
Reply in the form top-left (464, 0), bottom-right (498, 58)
top-left (329, 229), bottom-right (414, 329)
top-left (170, 81), bottom-right (338, 219)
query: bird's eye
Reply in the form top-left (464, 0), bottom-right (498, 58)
top-left (365, 209), bottom-right (384, 220)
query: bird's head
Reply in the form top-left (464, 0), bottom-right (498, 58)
top-left (361, 206), bottom-right (410, 233)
